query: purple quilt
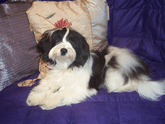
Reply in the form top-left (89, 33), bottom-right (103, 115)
top-left (1, 73), bottom-right (165, 124)
top-left (0, 0), bottom-right (165, 124)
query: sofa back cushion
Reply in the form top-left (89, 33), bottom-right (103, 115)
top-left (0, 3), bottom-right (39, 91)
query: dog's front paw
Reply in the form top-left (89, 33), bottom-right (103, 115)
top-left (39, 97), bottom-right (61, 110)
top-left (40, 103), bottom-right (55, 110)
top-left (26, 91), bottom-right (46, 106)
top-left (26, 97), bottom-right (37, 106)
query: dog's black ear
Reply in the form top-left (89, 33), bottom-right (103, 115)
top-left (36, 31), bottom-right (52, 62)
top-left (78, 38), bottom-right (90, 66)
top-left (36, 33), bottom-right (48, 53)
top-left (68, 30), bottom-right (90, 68)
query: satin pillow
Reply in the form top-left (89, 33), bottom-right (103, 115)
top-left (85, 0), bottom-right (108, 50)
top-left (0, 3), bottom-right (39, 91)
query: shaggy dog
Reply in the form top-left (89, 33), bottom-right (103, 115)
top-left (27, 27), bottom-right (165, 110)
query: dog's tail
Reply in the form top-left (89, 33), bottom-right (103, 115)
top-left (137, 79), bottom-right (165, 101)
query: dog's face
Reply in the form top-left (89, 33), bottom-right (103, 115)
top-left (36, 28), bottom-right (90, 68)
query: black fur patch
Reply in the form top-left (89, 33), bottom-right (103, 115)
top-left (123, 74), bottom-right (129, 84)
top-left (107, 56), bottom-right (119, 69)
top-left (67, 29), bottom-right (90, 68)
top-left (123, 54), bottom-right (151, 84)
top-left (88, 51), bottom-right (106, 91)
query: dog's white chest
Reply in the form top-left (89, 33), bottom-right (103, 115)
top-left (44, 60), bottom-right (93, 90)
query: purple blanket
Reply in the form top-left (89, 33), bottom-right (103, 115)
top-left (1, 73), bottom-right (165, 124)
top-left (0, 0), bottom-right (165, 124)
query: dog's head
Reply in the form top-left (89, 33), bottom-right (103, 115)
top-left (36, 28), bottom-right (90, 68)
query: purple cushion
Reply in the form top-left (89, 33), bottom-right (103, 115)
top-left (0, 3), bottom-right (39, 91)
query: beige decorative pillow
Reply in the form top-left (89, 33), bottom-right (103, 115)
top-left (26, 0), bottom-right (93, 48)
top-left (18, 0), bottom-right (108, 87)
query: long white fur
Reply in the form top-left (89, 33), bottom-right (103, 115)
top-left (26, 28), bottom-right (97, 110)
top-left (138, 80), bottom-right (165, 101)
top-left (27, 56), bottom-right (97, 110)
top-left (105, 46), bottom-right (165, 101)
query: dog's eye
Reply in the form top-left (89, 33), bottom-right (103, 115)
top-left (55, 36), bottom-right (62, 42)
top-left (51, 38), bottom-right (61, 46)
top-left (55, 39), bottom-right (61, 45)
top-left (56, 39), bottom-right (59, 42)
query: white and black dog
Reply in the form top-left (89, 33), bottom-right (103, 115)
top-left (26, 28), bottom-right (105, 110)
top-left (27, 27), bottom-right (165, 110)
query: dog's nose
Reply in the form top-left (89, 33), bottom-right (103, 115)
top-left (61, 48), bottom-right (68, 56)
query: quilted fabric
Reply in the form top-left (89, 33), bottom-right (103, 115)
top-left (0, 0), bottom-right (165, 124)
top-left (0, 73), bottom-right (165, 124)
